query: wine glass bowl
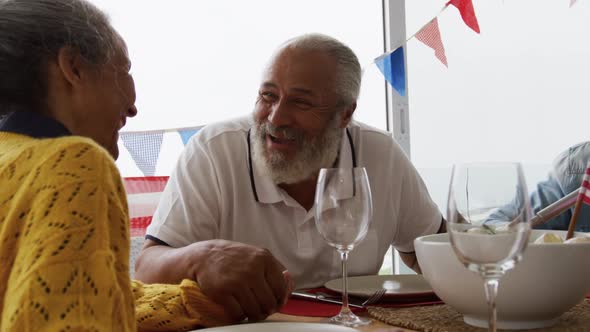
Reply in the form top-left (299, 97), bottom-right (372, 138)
top-left (447, 162), bottom-right (532, 332)
top-left (315, 167), bottom-right (373, 327)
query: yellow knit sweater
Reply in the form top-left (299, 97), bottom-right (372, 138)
top-left (0, 132), bottom-right (230, 331)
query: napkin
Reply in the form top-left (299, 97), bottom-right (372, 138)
top-left (279, 287), bottom-right (443, 317)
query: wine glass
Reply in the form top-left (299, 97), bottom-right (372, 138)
top-left (314, 167), bottom-right (373, 327)
top-left (447, 162), bottom-right (532, 332)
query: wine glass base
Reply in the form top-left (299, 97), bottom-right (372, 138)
top-left (328, 311), bottom-right (371, 327)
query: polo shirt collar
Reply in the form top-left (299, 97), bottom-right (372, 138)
top-left (248, 127), bottom-right (356, 204)
top-left (0, 110), bottom-right (71, 138)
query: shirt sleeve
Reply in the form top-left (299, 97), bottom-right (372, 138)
top-left (390, 143), bottom-right (442, 253)
top-left (2, 145), bottom-right (136, 331)
top-left (146, 136), bottom-right (222, 248)
top-left (531, 146), bottom-right (579, 230)
top-left (132, 279), bottom-right (232, 331)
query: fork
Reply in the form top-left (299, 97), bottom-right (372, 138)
top-left (362, 288), bottom-right (387, 306)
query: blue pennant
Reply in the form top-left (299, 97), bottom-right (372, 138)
top-left (178, 128), bottom-right (200, 146)
top-left (375, 46), bottom-right (406, 97)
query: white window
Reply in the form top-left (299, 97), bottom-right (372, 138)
top-left (89, 0), bottom-right (387, 175)
top-left (406, 0), bottom-right (590, 212)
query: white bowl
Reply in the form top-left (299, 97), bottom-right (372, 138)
top-left (414, 229), bottom-right (590, 330)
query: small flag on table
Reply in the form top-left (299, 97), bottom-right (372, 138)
top-left (566, 164), bottom-right (590, 239)
top-left (580, 166), bottom-right (590, 204)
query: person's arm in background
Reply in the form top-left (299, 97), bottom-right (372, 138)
top-left (529, 173), bottom-right (572, 230)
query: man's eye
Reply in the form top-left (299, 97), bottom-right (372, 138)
top-left (259, 91), bottom-right (277, 101)
top-left (293, 99), bottom-right (313, 110)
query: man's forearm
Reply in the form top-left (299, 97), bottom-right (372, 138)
top-left (134, 240), bottom-right (213, 284)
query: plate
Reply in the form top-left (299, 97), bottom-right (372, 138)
top-left (197, 322), bottom-right (357, 332)
top-left (325, 274), bottom-right (433, 298)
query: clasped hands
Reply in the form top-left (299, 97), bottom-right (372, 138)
top-left (194, 240), bottom-right (294, 322)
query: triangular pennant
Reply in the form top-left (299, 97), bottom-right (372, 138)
top-left (120, 132), bottom-right (164, 176)
top-left (178, 128), bottom-right (200, 146)
top-left (415, 18), bottom-right (448, 67)
top-left (570, 0), bottom-right (578, 7)
top-left (375, 46), bottom-right (406, 97)
top-left (447, 0), bottom-right (480, 33)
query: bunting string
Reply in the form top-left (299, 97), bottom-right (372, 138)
top-left (372, 0), bottom-right (577, 96)
top-left (117, 0), bottom-right (578, 176)
top-left (119, 125), bottom-right (202, 176)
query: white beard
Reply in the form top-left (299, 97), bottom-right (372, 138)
top-left (251, 114), bottom-right (343, 185)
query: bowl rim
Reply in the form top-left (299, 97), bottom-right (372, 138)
top-left (415, 230), bottom-right (590, 247)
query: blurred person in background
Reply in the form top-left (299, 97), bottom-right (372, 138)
top-left (530, 141), bottom-right (590, 232)
top-left (0, 0), bottom-right (234, 330)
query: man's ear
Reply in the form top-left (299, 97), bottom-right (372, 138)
top-left (339, 102), bottom-right (356, 128)
top-left (55, 46), bottom-right (87, 87)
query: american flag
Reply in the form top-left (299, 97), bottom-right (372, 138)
top-left (580, 165), bottom-right (590, 205)
top-left (415, 18), bottom-right (448, 67)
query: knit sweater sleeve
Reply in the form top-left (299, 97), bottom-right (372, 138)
top-left (133, 279), bottom-right (233, 331)
top-left (1, 141), bottom-right (136, 331)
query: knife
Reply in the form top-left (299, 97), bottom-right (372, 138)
top-left (290, 291), bottom-right (364, 308)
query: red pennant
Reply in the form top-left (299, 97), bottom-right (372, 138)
top-left (415, 18), bottom-right (448, 67)
top-left (447, 0), bottom-right (480, 34)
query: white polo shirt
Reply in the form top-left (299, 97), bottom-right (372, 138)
top-left (146, 116), bottom-right (442, 289)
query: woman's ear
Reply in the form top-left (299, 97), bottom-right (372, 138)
top-left (55, 46), bottom-right (87, 87)
top-left (339, 102), bottom-right (356, 128)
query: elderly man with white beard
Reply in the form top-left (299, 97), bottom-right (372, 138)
top-left (135, 33), bottom-right (445, 323)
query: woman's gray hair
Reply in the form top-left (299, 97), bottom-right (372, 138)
top-left (281, 33), bottom-right (361, 106)
top-left (0, 0), bottom-right (119, 114)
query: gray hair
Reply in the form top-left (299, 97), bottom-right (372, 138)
top-left (281, 33), bottom-right (361, 106)
top-left (0, 0), bottom-right (119, 114)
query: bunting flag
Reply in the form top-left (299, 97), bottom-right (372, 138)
top-left (120, 132), bottom-right (164, 176)
top-left (178, 128), bottom-right (200, 145)
top-left (375, 46), bottom-right (406, 96)
top-left (570, 0), bottom-right (578, 7)
top-left (447, 0), bottom-right (480, 33)
top-left (415, 18), bottom-right (448, 67)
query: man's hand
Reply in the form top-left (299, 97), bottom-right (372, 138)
top-left (191, 240), bottom-right (289, 322)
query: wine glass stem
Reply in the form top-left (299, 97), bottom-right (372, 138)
top-left (484, 278), bottom-right (499, 332)
top-left (338, 249), bottom-right (351, 314)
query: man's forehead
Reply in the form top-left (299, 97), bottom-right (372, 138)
top-left (261, 82), bottom-right (317, 96)
top-left (261, 49), bottom-right (338, 96)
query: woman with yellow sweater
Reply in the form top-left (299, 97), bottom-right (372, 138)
top-left (0, 0), bottom-right (233, 330)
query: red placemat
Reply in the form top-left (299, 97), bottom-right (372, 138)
top-left (280, 287), bottom-right (443, 317)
